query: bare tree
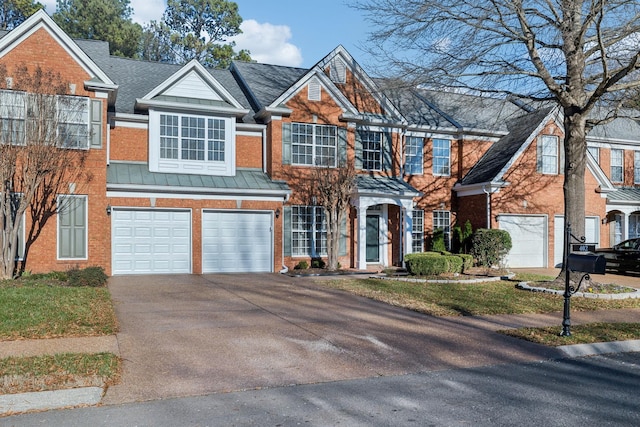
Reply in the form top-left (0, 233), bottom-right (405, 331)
top-left (0, 64), bottom-right (91, 279)
top-left (308, 164), bottom-right (357, 271)
top-left (355, 0), bottom-right (640, 239)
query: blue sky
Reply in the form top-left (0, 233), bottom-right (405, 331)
top-left (41, 0), bottom-right (371, 69)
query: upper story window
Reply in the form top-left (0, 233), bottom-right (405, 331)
top-left (611, 149), bottom-right (624, 183)
top-left (405, 136), bottom-right (424, 175)
top-left (150, 110), bottom-right (235, 176)
top-left (635, 151), bottom-right (640, 184)
top-left (588, 146), bottom-right (600, 164)
top-left (432, 138), bottom-right (450, 176)
top-left (359, 129), bottom-right (382, 171)
top-left (291, 123), bottom-right (337, 167)
top-left (538, 135), bottom-right (559, 174)
top-left (0, 89), bottom-right (96, 149)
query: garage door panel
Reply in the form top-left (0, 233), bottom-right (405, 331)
top-left (499, 215), bottom-right (547, 268)
top-left (112, 209), bottom-right (191, 275)
top-left (202, 211), bottom-right (273, 273)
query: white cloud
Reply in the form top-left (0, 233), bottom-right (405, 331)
top-left (231, 19), bottom-right (303, 67)
top-left (130, 0), bottom-right (165, 25)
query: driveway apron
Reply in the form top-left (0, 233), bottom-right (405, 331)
top-left (103, 274), bottom-right (562, 405)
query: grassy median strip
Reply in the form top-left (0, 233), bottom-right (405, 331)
top-left (322, 275), bottom-right (640, 317)
top-left (0, 353), bottom-right (121, 395)
top-left (0, 277), bottom-right (117, 340)
top-left (499, 323), bottom-right (640, 346)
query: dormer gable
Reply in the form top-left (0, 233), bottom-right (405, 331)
top-left (0, 9), bottom-right (117, 100)
top-left (136, 60), bottom-right (249, 117)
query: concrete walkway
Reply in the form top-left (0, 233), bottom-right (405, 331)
top-left (1, 272), bottom-right (639, 414)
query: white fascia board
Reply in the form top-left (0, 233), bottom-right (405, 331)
top-left (254, 106), bottom-right (293, 121)
top-left (587, 135), bottom-right (640, 149)
top-left (270, 68), bottom-right (359, 115)
top-left (135, 98), bottom-right (250, 118)
top-left (236, 122), bottom-right (266, 132)
top-left (340, 112), bottom-right (407, 128)
top-left (0, 10), bottom-right (115, 86)
top-left (107, 183), bottom-right (291, 199)
top-left (453, 181), bottom-right (508, 197)
top-left (140, 60), bottom-right (245, 109)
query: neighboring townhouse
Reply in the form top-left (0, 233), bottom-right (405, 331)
top-left (2, 11), bottom-right (639, 275)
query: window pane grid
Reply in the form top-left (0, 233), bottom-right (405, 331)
top-left (208, 118), bottom-right (225, 161)
top-left (291, 123), bottom-right (337, 166)
top-left (433, 210), bottom-right (451, 250)
top-left (58, 96), bottom-right (89, 148)
top-left (405, 136), bottom-right (423, 175)
top-left (291, 206), bottom-right (327, 257)
top-left (433, 139), bottom-right (450, 176)
top-left (159, 113), bottom-right (227, 162)
top-left (360, 130), bottom-right (382, 171)
top-left (540, 135), bottom-right (558, 174)
top-left (160, 114), bottom-right (179, 159)
top-left (634, 151), bottom-right (640, 184)
top-left (412, 210), bottom-right (424, 252)
top-left (611, 149), bottom-right (623, 183)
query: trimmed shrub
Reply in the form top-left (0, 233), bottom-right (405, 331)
top-left (457, 254), bottom-right (474, 272)
top-left (430, 229), bottom-right (447, 252)
top-left (67, 266), bottom-right (108, 287)
top-left (294, 260), bottom-right (309, 270)
top-left (470, 229), bottom-right (512, 270)
top-left (444, 255), bottom-right (464, 274)
top-left (405, 253), bottom-right (449, 276)
top-left (311, 258), bottom-right (326, 269)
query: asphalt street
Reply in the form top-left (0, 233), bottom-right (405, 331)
top-left (3, 352), bottom-right (639, 426)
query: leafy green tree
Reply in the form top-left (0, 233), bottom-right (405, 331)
top-left (0, 0), bottom-right (43, 30)
top-left (53, 0), bottom-right (142, 58)
top-left (141, 0), bottom-right (251, 68)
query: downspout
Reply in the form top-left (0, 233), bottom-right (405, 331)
top-left (106, 113), bottom-right (112, 166)
top-left (483, 185), bottom-right (492, 229)
top-left (262, 126), bottom-right (267, 173)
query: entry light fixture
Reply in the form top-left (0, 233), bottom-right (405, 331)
top-left (275, 208), bottom-right (281, 218)
top-left (106, 205), bottom-right (111, 216)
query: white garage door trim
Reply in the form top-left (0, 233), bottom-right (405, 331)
top-left (202, 210), bottom-right (273, 273)
top-left (553, 216), bottom-right (600, 268)
top-left (498, 214), bottom-right (547, 268)
top-left (112, 208), bottom-right (192, 275)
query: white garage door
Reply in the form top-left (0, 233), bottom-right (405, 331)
top-left (202, 210), bottom-right (273, 273)
top-left (553, 216), bottom-right (600, 267)
top-left (112, 209), bottom-right (191, 275)
top-left (498, 215), bottom-right (547, 268)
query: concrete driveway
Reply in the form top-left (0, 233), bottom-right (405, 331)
top-left (102, 273), bottom-right (566, 405)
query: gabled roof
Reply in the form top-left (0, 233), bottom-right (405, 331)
top-left (0, 10), bottom-right (115, 87)
top-left (457, 106), bottom-right (557, 188)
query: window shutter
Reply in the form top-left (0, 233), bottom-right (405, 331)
top-left (58, 196), bottom-right (87, 259)
top-left (90, 99), bottom-right (102, 148)
top-left (282, 122), bottom-right (292, 165)
top-left (382, 130), bottom-right (393, 173)
top-left (339, 213), bottom-right (347, 256)
top-left (283, 206), bottom-right (292, 257)
top-left (338, 127), bottom-right (347, 166)
top-left (355, 129), bottom-right (363, 170)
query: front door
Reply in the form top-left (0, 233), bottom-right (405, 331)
top-left (366, 214), bottom-right (380, 263)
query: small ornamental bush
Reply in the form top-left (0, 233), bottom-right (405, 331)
top-left (457, 254), bottom-right (474, 272)
top-left (470, 229), bottom-right (512, 270)
top-left (67, 266), bottom-right (108, 287)
top-left (405, 253), bottom-right (449, 276)
top-left (431, 229), bottom-right (447, 252)
top-left (294, 260), bottom-right (309, 270)
top-left (311, 258), bottom-right (326, 269)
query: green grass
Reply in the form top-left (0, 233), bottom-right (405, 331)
top-left (322, 276), bottom-right (640, 317)
top-left (499, 323), bottom-right (640, 346)
top-left (0, 352), bottom-right (121, 394)
top-left (0, 274), bottom-right (117, 340)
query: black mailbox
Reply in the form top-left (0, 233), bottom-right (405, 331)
top-left (567, 253), bottom-right (606, 274)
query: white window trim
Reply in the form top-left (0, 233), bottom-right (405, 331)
top-left (360, 129), bottom-right (383, 172)
top-left (57, 194), bottom-right (88, 261)
top-left (291, 123), bottom-right (338, 167)
top-left (433, 210), bottom-right (451, 250)
top-left (432, 138), bottom-right (451, 177)
top-left (412, 209), bottom-right (424, 253)
top-left (148, 108), bottom-right (236, 176)
top-left (291, 205), bottom-right (327, 257)
top-left (405, 136), bottom-right (424, 175)
top-left (539, 135), bottom-right (559, 175)
top-left (634, 151), bottom-right (640, 184)
top-left (611, 148), bottom-right (624, 183)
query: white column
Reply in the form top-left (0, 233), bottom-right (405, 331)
top-left (357, 205), bottom-right (368, 270)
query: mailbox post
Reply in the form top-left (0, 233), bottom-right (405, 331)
top-left (561, 223), bottom-right (606, 336)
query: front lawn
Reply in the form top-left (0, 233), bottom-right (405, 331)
top-left (321, 275), bottom-right (640, 317)
top-left (0, 275), bottom-right (117, 340)
top-left (499, 323), bottom-right (640, 346)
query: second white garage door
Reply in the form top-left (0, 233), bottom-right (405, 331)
top-left (202, 210), bottom-right (273, 273)
top-left (498, 215), bottom-right (547, 268)
top-left (112, 209), bottom-right (191, 275)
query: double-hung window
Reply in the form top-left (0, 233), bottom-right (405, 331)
top-left (405, 136), bottom-right (424, 175)
top-left (587, 146), bottom-right (600, 164)
top-left (433, 139), bottom-right (450, 176)
top-left (58, 96), bottom-right (90, 148)
top-left (291, 123), bottom-right (337, 167)
top-left (58, 195), bottom-right (87, 259)
top-left (611, 149), bottom-right (624, 183)
top-left (152, 110), bottom-right (234, 175)
top-left (291, 206), bottom-right (327, 256)
top-left (359, 129), bottom-right (382, 171)
top-left (538, 135), bottom-right (559, 174)
top-left (433, 210), bottom-right (451, 250)
top-left (412, 210), bottom-right (424, 253)
top-left (634, 151), bottom-right (640, 184)
top-left (0, 91), bottom-right (25, 145)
